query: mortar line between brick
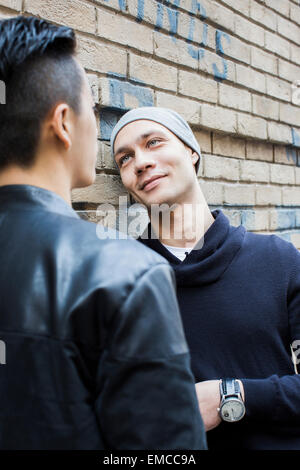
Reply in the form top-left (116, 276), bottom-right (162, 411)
top-left (76, 21), bottom-right (299, 82)
top-left (91, 0), bottom-right (300, 65)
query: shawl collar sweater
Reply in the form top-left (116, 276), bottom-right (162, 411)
top-left (139, 210), bottom-right (300, 450)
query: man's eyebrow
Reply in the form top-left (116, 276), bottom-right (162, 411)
top-left (114, 145), bottom-right (132, 157)
top-left (114, 129), bottom-right (167, 156)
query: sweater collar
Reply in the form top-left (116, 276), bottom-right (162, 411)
top-left (139, 210), bottom-right (246, 286)
top-left (0, 184), bottom-right (79, 219)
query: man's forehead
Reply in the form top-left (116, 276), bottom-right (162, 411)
top-left (114, 120), bottom-right (173, 149)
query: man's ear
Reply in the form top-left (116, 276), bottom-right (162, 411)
top-left (184, 144), bottom-right (199, 167)
top-left (49, 103), bottom-right (73, 151)
top-left (191, 151), bottom-right (199, 167)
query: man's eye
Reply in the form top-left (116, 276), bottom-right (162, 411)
top-left (119, 154), bottom-right (131, 166)
top-left (148, 139), bottom-right (160, 147)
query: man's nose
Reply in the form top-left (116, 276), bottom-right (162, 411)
top-left (134, 150), bottom-right (156, 174)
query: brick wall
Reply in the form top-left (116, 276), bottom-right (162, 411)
top-left (1, 0), bottom-right (300, 246)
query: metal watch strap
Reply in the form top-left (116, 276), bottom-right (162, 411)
top-left (220, 378), bottom-right (240, 398)
top-left (219, 378), bottom-right (245, 423)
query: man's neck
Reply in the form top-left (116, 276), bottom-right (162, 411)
top-left (0, 165), bottom-right (72, 205)
top-left (149, 188), bottom-right (214, 249)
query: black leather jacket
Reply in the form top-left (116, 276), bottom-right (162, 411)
top-left (0, 185), bottom-right (206, 450)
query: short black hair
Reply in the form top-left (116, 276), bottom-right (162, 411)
top-left (0, 16), bottom-right (83, 169)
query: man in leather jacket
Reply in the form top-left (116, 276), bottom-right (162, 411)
top-left (0, 16), bottom-right (206, 450)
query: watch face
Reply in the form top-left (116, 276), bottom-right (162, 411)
top-left (220, 399), bottom-right (245, 422)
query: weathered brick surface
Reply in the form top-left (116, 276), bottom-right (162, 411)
top-left (266, 0), bottom-right (290, 17)
top-left (200, 104), bottom-right (237, 133)
top-left (24, 0), bottom-right (96, 33)
top-left (72, 174), bottom-right (128, 205)
top-left (252, 95), bottom-right (279, 121)
top-left (179, 70), bottom-right (217, 103)
top-left (235, 16), bottom-right (264, 47)
top-left (280, 103), bottom-right (300, 126)
top-left (203, 154), bottom-right (239, 181)
top-left (256, 185), bottom-right (282, 206)
top-left (96, 142), bottom-right (116, 172)
top-left (290, 43), bottom-right (300, 65)
top-left (290, 2), bottom-right (300, 24)
top-left (236, 64), bottom-right (266, 94)
top-left (270, 209), bottom-right (296, 231)
top-left (279, 59), bottom-right (300, 83)
top-left (99, 75), bottom-right (154, 111)
top-left (77, 36), bottom-right (127, 75)
top-left (201, 0), bottom-right (235, 33)
top-left (96, 7), bottom-right (153, 54)
top-left (130, 54), bottom-right (177, 92)
top-left (277, 16), bottom-right (300, 45)
top-left (250, 2), bottom-right (277, 31)
top-left (153, 31), bottom-right (198, 70)
top-left (199, 48), bottom-right (235, 81)
top-left (221, 0), bottom-right (250, 16)
top-left (266, 76), bottom-right (292, 102)
top-left (177, 9), bottom-right (215, 49)
top-left (224, 184), bottom-right (255, 206)
top-left (251, 47), bottom-right (277, 75)
top-left (212, 134), bottom-right (245, 159)
top-left (274, 146), bottom-right (298, 165)
top-left (1, 0), bottom-right (300, 239)
top-left (237, 114), bottom-right (267, 140)
top-left (240, 160), bottom-right (270, 183)
top-left (282, 187), bottom-right (300, 205)
top-left (270, 163), bottom-right (295, 185)
top-left (200, 180), bottom-right (224, 205)
top-left (265, 30), bottom-right (291, 59)
top-left (296, 167), bottom-right (300, 185)
top-left (268, 122), bottom-right (293, 144)
top-left (241, 209), bottom-right (270, 231)
top-left (156, 92), bottom-right (200, 124)
top-left (246, 141), bottom-right (273, 163)
top-left (219, 83), bottom-right (251, 113)
top-left (194, 130), bottom-right (212, 154)
top-left (0, 0), bottom-right (21, 10)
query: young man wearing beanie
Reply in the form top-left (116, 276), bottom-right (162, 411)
top-left (0, 18), bottom-right (206, 450)
top-left (111, 107), bottom-right (300, 450)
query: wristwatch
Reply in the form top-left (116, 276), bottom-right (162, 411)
top-left (218, 378), bottom-right (245, 422)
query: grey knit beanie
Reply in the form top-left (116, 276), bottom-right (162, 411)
top-left (110, 107), bottom-right (201, 173)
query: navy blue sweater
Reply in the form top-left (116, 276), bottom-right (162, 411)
top-left (139, 210), bottom-right (300, 450)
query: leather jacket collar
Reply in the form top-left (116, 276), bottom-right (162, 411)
top-left (0, 184), bottom-right (79, 219)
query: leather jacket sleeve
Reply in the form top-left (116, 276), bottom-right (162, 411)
top-left (94, 262), bottom-right (207, 450)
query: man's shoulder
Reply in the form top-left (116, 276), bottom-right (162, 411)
top-left (244, 230), bottom-right (300, 262)
top-left (40, 211), bottom-right (169, 274)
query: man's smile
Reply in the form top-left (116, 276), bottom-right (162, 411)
top-left (139, 174), bottom-right (167, 192)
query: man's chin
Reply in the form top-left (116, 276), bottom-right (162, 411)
top-left (140, 195), bottom-right (177, 212)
